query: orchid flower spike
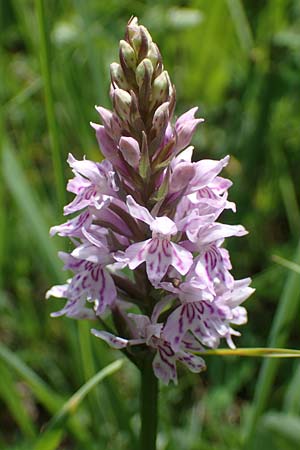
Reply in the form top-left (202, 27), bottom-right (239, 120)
top-left (47, 17), bottom-right (254, 384)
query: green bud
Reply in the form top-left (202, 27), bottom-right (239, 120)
top-left (152, 102), bottom-right (169, 133)
top-left (151, 71), bottom-right (170, 107)
top-left (136, 58), bottom-right (154, 89)
top-left (119, 40), bottom-right (137, 70)
top-left (110, 63), bottom-right (130, 90)
top-left (147, 42), bottom-right (160, 67)
top-left (149, 101), bottom-right (170, 154)
top-left (113, 88), bottom-right (132, 121)
top-left (127, 17), bottom-right (152, 56)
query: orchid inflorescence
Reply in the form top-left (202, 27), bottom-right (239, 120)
top-left (46, 17), bottom-right (254, 384)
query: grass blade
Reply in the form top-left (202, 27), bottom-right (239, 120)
top-left (2, 141), bottom-right (62, 281)
top-left (244, 240), bottom-right (300, 446)
top-left (35, 0), bottom-right (66, 211)
top-left (226, 0), bottom-right (254, 52)
top-left (0, 361), bottom-right (36, 438)
top-left (284, 363), bottom-right (300, 414)
top-left (34, 359), bottom-right (124, 450)
top-left (0, 343), bottom-right (63, 413)
top-left (272, 254), bottom-right (300, 275)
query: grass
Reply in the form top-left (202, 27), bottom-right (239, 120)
top-left (1, 0), bottom-right (300, 449)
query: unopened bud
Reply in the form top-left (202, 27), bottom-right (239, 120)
top-left (127, 17), bottom-right (139, 45)
top-left (152, 102), bottom-right (169, 134)
top-left (119, 136), bottom-right (140, 168)
top-left (113, 88), bottom-right (132, 121)
top-left (136, 58), bottom-right (153, 89)
top-left (151, 71), bottom-right (170, 106)
top-left (149, 102), bottom-right (170, 153)
top-left (119, 40), bottom-right (137, 70)
top-left (110, 63), bottom-right (130, 90)
top-left (127, 17), bottom-right (152, 56)
top-left (147, 42), bottom-right (160, 67)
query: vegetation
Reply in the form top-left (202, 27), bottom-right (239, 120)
top-left (1, 0), bottom-right (300, 448)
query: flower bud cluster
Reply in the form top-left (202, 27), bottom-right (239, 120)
top-left (47, 17), bottom-right (254, 384)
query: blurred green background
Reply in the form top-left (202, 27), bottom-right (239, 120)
top-left (1, 0), bottom-right (300, 449)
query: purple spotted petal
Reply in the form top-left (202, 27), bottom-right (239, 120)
top-left (176, 350), bottom-right (206, 373)
top-left (170, 242), bottom-right (193, 275)
top-left (125, 239), bottom-right (151, 270)
top-left (50, 210), bottom-right (93, 237)
top-left (163, 299), bottom-right (240, 352)
top-left (91, 329), bottom-right (129, 348)
top-left (46, 284), bottom-right (96, 320)
top-left (152, 340), bottom-right (178, 384)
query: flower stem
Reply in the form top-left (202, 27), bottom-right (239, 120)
top-left (140, 356), bottom-right (158, 450)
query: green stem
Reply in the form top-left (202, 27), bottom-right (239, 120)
top-left (140, 356), bottom-right (158, 450)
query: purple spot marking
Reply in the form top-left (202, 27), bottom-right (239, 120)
top-left (148, 238), bottom-right (159, 254)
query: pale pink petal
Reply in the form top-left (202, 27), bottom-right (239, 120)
top-left (169, 162), bottom-right (196, 193)
top-left (50, 211), bottom-right (92, 236)
top-left (125, 239), bottom-right (151, 270)
top-left (176, 107), bottom-right (199, 126)
top-left (198, 223), bottom-right (248, 245)
top-left (126, 195), bottom-right (153, 225)
top-left (95, 105), bottom-right (113, 129)
top-left (190, 156), bottom-right (230, 192)
top-left (173, 146), bottom-right (194, 164)
top-left (94, 125), bottom-right (121, 167)
top-left (152, 342), bottom-right (177, 385)
top-left (163, 304), bottom-right (190, 352)
top-left (229, 278), bottom-right (255, 307)
top-left (181, 333), bottom-right (205, 352)
top-left (230, 306), bottom-right (247, 325)
top-left (46, 283), bottom-right (68, 299)
top-left (91, 329), bottom-right (129, 349)
top-left (71, 242), bottom-right (111, 265)
top-left (176, 351), bottom-right (206, 373)
top-left (170, 242), bottom-right (193, 275)
top-left (150, 217), bottom-right (177, 235)
top-left (119, 136), bottom-right (141, 168)
top-left (67, 154), bottom-right (102, 184)
top-left (51, 297), bottom-right (96, 320)
top-left (93, 269), bottom-right (117, 315)
top-left (146, 239), bottom-right (172, 285)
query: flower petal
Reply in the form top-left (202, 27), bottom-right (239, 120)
top-left (91, 329), bottom-right (129, 348)
top-left (177, 351), bottom-right (206, 373)
top-left (125, 239), bottom-right (151, 270)
top-left (126, 195), bottom-right (153, 225)
top-left (152, 342), bottom-right (177, 385)
top-left (170, 242), bottom-right (193, 275)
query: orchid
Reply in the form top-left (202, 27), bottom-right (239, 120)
top-left (46, 16), bottom-right (254, 450)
